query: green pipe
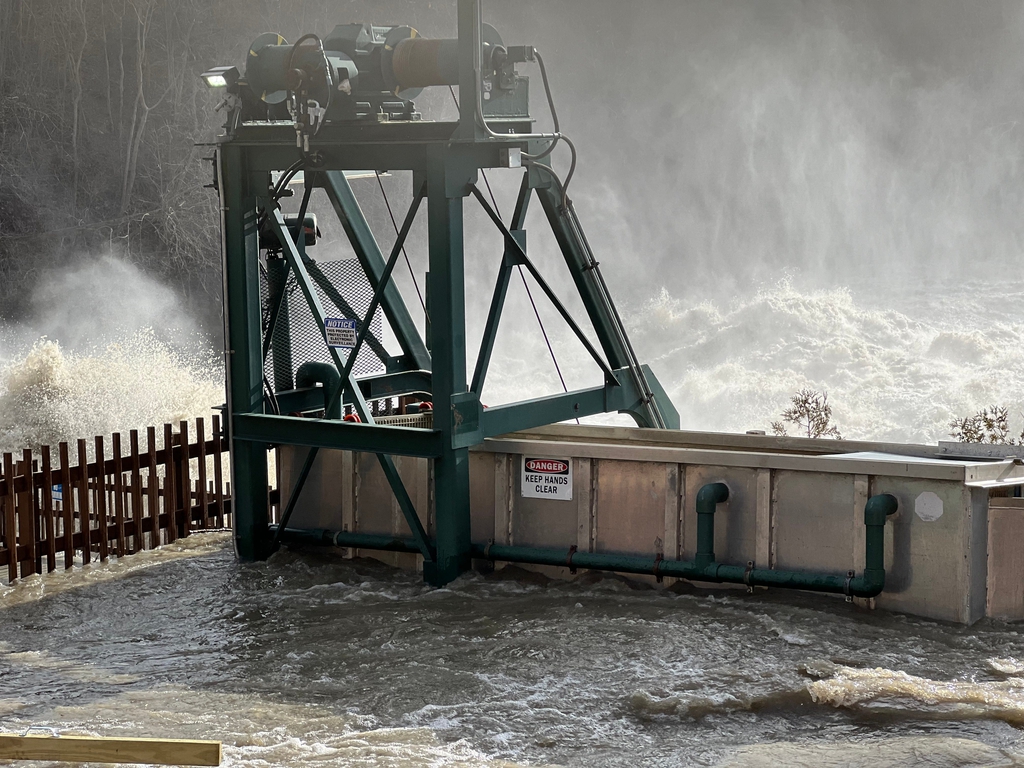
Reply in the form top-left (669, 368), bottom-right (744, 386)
top-left (472, 484), bottom-right (899, 599)
top-left (270, 525), bottom-right (424, 554)
top-left (295, 361), bottom-right (341, 419)
top-left (695, 482), bottom-right (729, 567)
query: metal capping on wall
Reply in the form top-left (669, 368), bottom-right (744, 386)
top-left (276, 425), bottom-right (1024, 625)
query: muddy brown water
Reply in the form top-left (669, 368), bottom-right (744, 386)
top-left (2, 533), bottom-right (1024, 767)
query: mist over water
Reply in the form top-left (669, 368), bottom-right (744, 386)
top-left (486, 0), bottom-right (1024, 297)
top-left (5, 2), bottom-right (1023, 452)
top-left (0, 252), bottom-right (220, 454)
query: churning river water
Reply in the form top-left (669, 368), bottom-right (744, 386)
top-left (3, 533), bottom-right (1024, 767)
top-left (2, 277), bottom-right (1024, 765)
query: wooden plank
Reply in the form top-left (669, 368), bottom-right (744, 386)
top-left (147, 426), bottom-right (158, 548)
top-left (212, 415), bottom-right (223, 528)
top-left (40, 446), bottom-right (56, 573)
top-left (112, 432), bottom-right (127, 558)
top-left (94, 436), bottom-right (109, 561)
top-left (4, 453), bottom-right (16, 582)
top-left (163, 424), bottom-right (177, 543)
top-left (0, 733), bottom-right (221, 766)
top-left (77, 439), bottom-right (91, 565)
top-left (18, 450), bottom-right (36, 577)
top-left (196, 418), bottom-right (209, 528)
top-left (59, 442), bottom-right (74, 569)
top-left (179, 421), bottom-right (191, 538)
top-left (129, 430), bottom-right (143, 555)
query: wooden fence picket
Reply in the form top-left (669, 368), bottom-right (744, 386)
top-left (0, 418), bottom-right (236, 584)
top-left (4, 453), bottom-right (16, 582)
top-left (59, 442), bottom-right (73, 569)
top-left (41, 446), bottom-right (56, 573)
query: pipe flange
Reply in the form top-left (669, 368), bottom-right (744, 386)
top-left (653, 552), bottom-right (664, 583)
top-left (744, 560), bottom-right (755, 593)
top-left (844, 570), bottom-right (855, 601)
top-left (567, 544), bottom-right (578, 574)
top-left (484, 538), bottom-right (494, 560)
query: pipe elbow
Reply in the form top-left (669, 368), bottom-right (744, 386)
top-left (296, 361), bottom-right (341, 391)
top-left (296, 361), bottom-right (342, 419)
top-left (851, 568), bottom-right (886, 598)
top-left (864, 493), bottom-right (899, 526)
top-left (697, 482), bottom-right (730, 508)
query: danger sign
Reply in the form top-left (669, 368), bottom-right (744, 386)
top-left (521, 456), bottom-right (573, 501)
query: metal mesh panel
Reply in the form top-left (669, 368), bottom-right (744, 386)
top-left (260, 257), bottom-right (387, 392)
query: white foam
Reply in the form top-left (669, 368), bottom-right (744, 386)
top-left (0, 331), bottom-right (221, 455)
top-left (481, 280), bottom-right (1024, 444)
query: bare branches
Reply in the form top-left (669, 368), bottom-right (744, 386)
top-left (771, 389), bottom-right (843, 439)
top-left (949, 405), bottom-right (1024, 445)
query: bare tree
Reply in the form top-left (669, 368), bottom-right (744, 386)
top-left (772, 389), bottom-right (843, 439)
top-left (949, 406), bottom-right (1024, 445)
top-left (120, 0), bottom-right (171, 212)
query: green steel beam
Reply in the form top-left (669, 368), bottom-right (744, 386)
top-left (233, 141), bottom-right (530, 176)
top-left (474, 386), bottom-right (607, 445)
top-left (469, 184), bottom-right (616, 381)
top-left (233, 414), bottom-right (441, 457)
top-left (306, 261), bottom-right (390, 364)
top-left (322, 170), bottom-right (431, 372)
top-left (357, 369), bottom-right (431, 400)
top-left (455, 0), bottom-right (482, 140)
top-left (219, 146), bottom-right (272, 561)
top-left (534, 179), bottom-right (631, 371)
top-left (323, 180), bottom-right (427, 416)
top-left (509, 172), bottom-right (533, 229)
top-left (469, 367), bottom-right (655, 445)
top-left (470, 175), bottom-right (533, 396)
top-left (470, 259), bottom-right (515, 396)
top-left (268, 207), bottom-right (376, 421)
top-left (424, 145), bottom-right (473, 586)
top-left (274, 370), bottom-right (433, 414)
top-left (262, 259), bottom-right (290, 366)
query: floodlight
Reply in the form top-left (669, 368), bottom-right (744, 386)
top-left (201, 66), bottom-right (240, 89)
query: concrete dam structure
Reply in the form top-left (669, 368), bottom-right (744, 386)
top-left (204, 0), bottom-right (1024, 628)
top-left (278, 424), bottom-right (1024, 625)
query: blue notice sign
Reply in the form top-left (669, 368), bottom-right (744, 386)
top-left (325, 318), bottom-right (357, 349)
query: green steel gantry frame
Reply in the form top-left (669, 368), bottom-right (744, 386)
top-left (216, 0), bottom-right (679, 585)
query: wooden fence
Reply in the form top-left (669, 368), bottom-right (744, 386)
top-left (0, 416), bottom-right (234, 584)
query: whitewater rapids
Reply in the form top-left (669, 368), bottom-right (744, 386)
top-left (2, 535), bottom-right (1024, 767)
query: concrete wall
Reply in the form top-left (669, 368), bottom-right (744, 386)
top-left (277, 426), bottom-right (1024, 624)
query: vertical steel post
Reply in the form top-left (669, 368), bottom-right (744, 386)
top-left (219, 145), bottom-right (271, 561)
top-left (425, 148), bottom-right (472, 585)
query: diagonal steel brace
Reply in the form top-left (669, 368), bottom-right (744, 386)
top-left (266, 205), bottom-right (434, 562)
